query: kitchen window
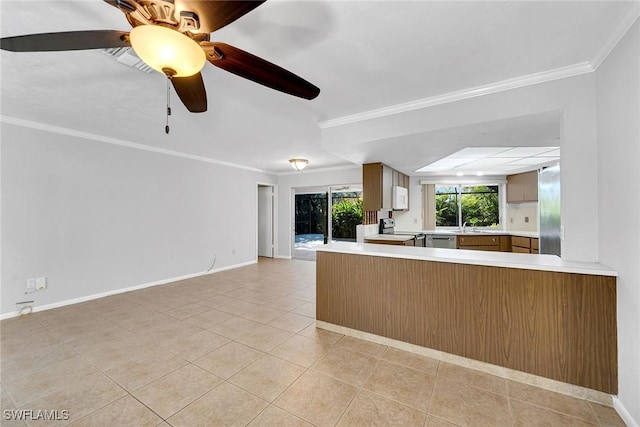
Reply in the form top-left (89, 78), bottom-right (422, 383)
top-left (435, 185), bottom-right (500, 228)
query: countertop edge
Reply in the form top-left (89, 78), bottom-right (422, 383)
top-left (317, 242), bottom-right (618, 277)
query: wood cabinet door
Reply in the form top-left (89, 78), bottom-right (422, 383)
top-left (523, 171), bottom-right (539, 201)
top-left (507, 173), bottom-right (525, 202)
top-left (458, 235), bottom-right (500, 247)
top-left (382, 164), bottom-right (393, 209)
top-left (363, 163), bottom-right (383, 211)
top-left (512, 236), bottom-right (531, 249)
top-left (531, 238), bottom-right (539, 250)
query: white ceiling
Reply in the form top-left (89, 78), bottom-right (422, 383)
top-left (1, 1), bottom-right (636, 174)
top-left (416, 146), bottom-right (560, 175)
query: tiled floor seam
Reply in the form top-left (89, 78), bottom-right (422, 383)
top-left (354, 356), bottom-right (436, 415)
top-left (424, 360), bottom-right (441, 421)
top-left (98, 354), bottom-right (190, 396)
top-left (505, 388), bottom-right (517, 427)
top-left (508, 396), bottom-right (602, 426)
top-left (334, 388), bottom-right (367, 426)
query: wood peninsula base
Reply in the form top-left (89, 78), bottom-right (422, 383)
top-left (316, 247), bottom-right (617, 394)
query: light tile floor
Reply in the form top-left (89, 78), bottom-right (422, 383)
top-left (0, 258), bottom-right (626, 426)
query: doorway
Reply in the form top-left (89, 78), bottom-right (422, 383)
top-left (257, 184), bottom-right (275, 258)
top-left (293, 184), bottom-right (362, 260)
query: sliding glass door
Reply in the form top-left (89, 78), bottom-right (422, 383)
top-left (293, 185), bottom-right (362, 260)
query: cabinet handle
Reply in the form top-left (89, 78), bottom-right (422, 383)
top-left (492, 238), bottom-right (496, 242)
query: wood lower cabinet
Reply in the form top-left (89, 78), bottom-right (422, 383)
top-left (317, 251), bottom-right (618, 393)
top-left (512, 236), bottom-right (539, 254)
top-left (531, 238), bottom-right (539, 254)
top-left (457, 235), bottom-right (511, 252)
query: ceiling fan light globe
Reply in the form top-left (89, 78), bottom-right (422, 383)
top-left (129, 25), bottom-right (205, 77)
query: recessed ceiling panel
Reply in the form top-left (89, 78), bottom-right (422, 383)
top-left (493, 147), bottom-right (559, 157)
top-left (449, 147), bottom-right (511, 158)
top-left (537, 148), bottom-right (561, 157)
top-left (416, 145), bottom-right (560, 175)
top-left (507, 157), bottom-right (556, 165)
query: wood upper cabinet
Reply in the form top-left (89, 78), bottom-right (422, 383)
top-left (363, 163), bottom-right (409, 211)
top-left (507, 170), bottom-right (539, 203)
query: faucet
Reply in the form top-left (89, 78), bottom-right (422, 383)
top-left (461, 222), bottom-right (467, 233)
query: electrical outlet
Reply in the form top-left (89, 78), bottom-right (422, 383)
top-left (36, 277), bottom-right (47, 291)
top-left (26, 278), bottom-right (36, 290)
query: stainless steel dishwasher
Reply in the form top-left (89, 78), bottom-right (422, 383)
top-left (425, 234), bottom-right (457, 249)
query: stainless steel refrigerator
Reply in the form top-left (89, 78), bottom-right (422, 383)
top-left (538, 163), bottom-right (561, 256)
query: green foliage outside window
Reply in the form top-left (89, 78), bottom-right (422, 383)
top-left (436, 186), bottom-right (459, 227)
top-left (332, 197), bottom-right (363, 240)
top-left (436, 185), bottom-right (499, 227)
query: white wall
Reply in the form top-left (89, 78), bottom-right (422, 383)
top-left (506, 202), bottom-right (539, 232)
top-left (596, 19), bottom-right (640, 426)
top-left (1, 124), bottom-right (276, 316)
top-left (276, 166), bottom-right (361, 258)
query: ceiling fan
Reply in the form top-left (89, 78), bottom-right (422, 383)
top-left (0, 0), bottom-right (320, 115)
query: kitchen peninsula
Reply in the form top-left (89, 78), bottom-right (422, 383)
top-left (316, 242), bottom-right (617, 394)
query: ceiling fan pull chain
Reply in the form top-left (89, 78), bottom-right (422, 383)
top-left (165, 76), bottom-right (171, 134)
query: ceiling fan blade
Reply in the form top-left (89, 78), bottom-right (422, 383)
top-left (0, 30), bottom-right (130, 52)
top-left (204, 42), bottom-right (320, 100)
top-left (171, 72), bottom-right (207, 113)
top-left (179, 1), bottom-right (266, 33)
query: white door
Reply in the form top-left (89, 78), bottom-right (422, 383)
top-left (258, 185), bottom-right (274, 257)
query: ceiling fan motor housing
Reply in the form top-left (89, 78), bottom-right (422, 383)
top-left (120, 0), bottom-right (201, 33)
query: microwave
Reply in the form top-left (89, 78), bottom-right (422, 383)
top-left (392, 186), bottom-right (408, 210)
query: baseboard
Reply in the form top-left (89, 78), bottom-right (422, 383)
top-left (316, 320), bottom-right (615, 408)
top-left (275, 255), bottom-right (292, 260)
top-left (613, 396), bottom-right (639, 427)
top-left (0, 260), bottom-right (257, 320)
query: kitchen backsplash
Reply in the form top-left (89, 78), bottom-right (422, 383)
top-left (506, 202), bottom-right (538, 232)
top-left (356, 224), bottom-right (380, 242)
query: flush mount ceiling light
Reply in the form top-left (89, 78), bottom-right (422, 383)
top-left (129, 25), bottom-right (206, 77)
top-left (289, 159), bottom-right (309, 171)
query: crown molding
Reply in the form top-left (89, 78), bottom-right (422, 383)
top-left (318, 62), bottom-right (594, 129)
top-left (0, 116), bottom-right (272, 174)
top-left (320, 4), bottom-right (640, 132)
top-left (591, 1), bottom-right (640, 69)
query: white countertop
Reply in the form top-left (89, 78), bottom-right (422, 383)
top-left (318, 242), bottom-right (617, 277)
top-left (364, 234), bottom-right (415, 242)
top-left (420, 230), bottom-right (539, 238)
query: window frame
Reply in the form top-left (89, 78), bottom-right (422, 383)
top-left (434, 183), bottom-right (505, 230)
